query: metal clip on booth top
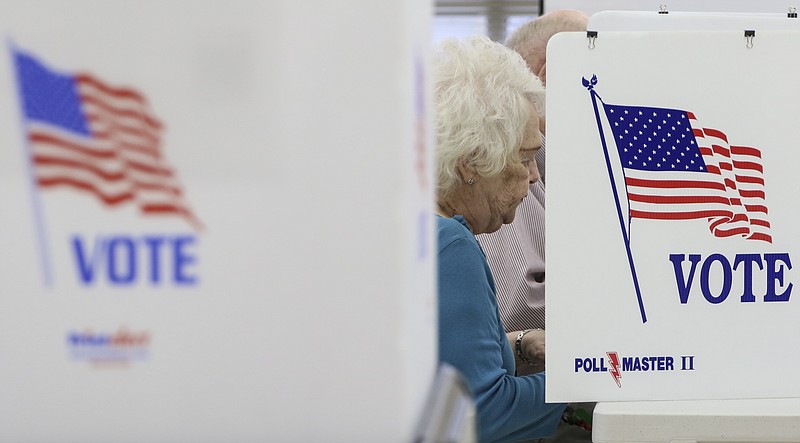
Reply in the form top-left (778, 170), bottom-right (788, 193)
top-left (745, 30), bottom-right (755, 49)
top-left (587, 31), bottom-right (597, 49)
top-left (789, 7), bottom-right (798, 18)
top-left (658, 4), bottom-right (668, 14)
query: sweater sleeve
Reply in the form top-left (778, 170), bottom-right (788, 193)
top-left (437, 231), bottom-right (565, 443)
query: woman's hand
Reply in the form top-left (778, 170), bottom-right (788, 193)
top-left (520, 328), bottom-right (545, 365)
top-left (506, 328), bottom-right (546, 373)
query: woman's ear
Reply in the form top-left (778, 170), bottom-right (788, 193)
top-left (457, 161), bottom-right (478, 184)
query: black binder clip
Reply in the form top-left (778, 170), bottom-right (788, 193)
top-left (658, 4), bottom-right (669, 14)
top-left (744, 30), bottom-right (755, 49)
top-left (789, 7), bottom-right (797, 18)
top-left (587, 31), bottom-right (598, 49)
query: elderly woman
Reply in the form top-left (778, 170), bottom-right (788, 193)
top-left (433, 36), bottom-right (566, 442)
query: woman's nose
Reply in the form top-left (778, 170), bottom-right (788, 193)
top-left (528, 159), bottom-right (540, 184)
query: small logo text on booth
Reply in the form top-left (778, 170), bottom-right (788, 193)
top-left (574, 352), bottom-right (696, 388)
top-left (67, 327), bottom-right (151, 366)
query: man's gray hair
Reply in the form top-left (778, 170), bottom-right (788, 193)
top-left (505, 9), bottom-right (589, 75)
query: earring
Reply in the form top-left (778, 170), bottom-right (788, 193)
top-left (467, 178), bottom-right (476, 185)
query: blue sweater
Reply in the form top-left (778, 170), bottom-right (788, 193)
top-left (437, 215), bottom-right (565, 443)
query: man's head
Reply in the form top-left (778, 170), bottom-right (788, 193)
top-left (505, 9), bottom-right (589, 85)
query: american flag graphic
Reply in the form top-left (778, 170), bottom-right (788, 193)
top-left (14, 49), bottom-right (201, 230)
top-left (603, 103), bottom-right (771, 243)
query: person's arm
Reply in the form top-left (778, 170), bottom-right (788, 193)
top-left (439, 233), bottom-right (563, 442)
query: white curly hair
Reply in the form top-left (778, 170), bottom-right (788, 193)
top-left (433, 36), bottom-right (544, 198)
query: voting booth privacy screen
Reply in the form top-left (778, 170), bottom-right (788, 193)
top-left (546, 29), bottom-right (800, 403)
top-left (0, 1), bottom-right (436, 442)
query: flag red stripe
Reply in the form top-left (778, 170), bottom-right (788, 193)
top-left (745, 204), bottom-right (768, 214)
top-left (708, 218), bottom-right (728, 231)
top-left (739, 189), bottom-right (766, 199)
top-left (29, 131), bottom-right (114, 159)
top-left (631, 209), bottom-right (732, 220)
top-left (713, 227), bottom-right (751, 237)
top-left (33, 155), bottom-right (126, 181)
top-left (133, 179), bottom-right (182, 196)
top-left (38, 176), bottom-right (134, 205)
top-left (142, 203), bottom-right (190, 214)
top-left (708, 213), bottom-right (748, 231)
top-left (732, 160), bottom-right (763, 173)
top-left (76, 73), bottom-right (146, 101)
top-left (143, 204), bottom-right (204, 231)
top-left (735, 174), bottom-right (764, 185)
top-left (712, 145), bottom-right (730, 157)
top-left (748, 233), bottom-right (773, 242)
top-left (704, 128), bottom-right (728, 142)
top-left (628, 194), bottom-right (730, 205)
top-left (125, 157), bottom-right (173, 177)
top-left (731, 145), bottom-right (762, 158)
top-left (626, 177), bottom-right (725, 190)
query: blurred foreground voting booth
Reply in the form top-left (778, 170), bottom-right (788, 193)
top-left (546, 7), bottom-right (800, 443)
top-left (0, 1), bottom-right (462, 442)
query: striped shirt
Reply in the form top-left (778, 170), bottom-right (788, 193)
top-left (476, 137), bottom-right (546, 332)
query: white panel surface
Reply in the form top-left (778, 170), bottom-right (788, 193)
top-left (593, 399), bottom-right (800, 442)
top-left (0, 1), bottom-right (436, 442)
top-left (545, 30), bottom-right (800, 402)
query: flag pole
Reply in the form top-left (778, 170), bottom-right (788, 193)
top-left (9, 41), bottom-right (53, 287)
top-left (583, 75), bottom-right (647, 323)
